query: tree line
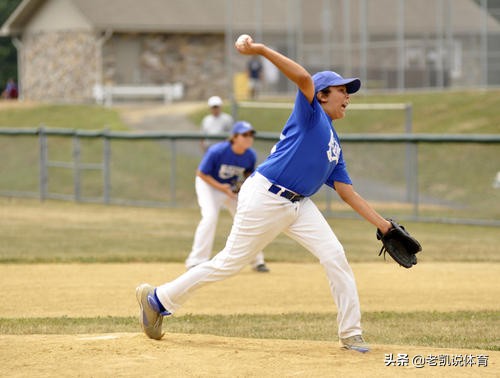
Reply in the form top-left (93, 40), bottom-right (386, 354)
top-left (0, 0), bottom-right (22, 87)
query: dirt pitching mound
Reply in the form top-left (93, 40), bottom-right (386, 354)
top-left (1, 332), bottom-right (497, 377)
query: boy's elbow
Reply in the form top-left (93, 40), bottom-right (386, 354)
top-left (335, 183), bottom-right (355, 201)
top-left (296, 73), bottom-right (314, 101)
top-left (338, 191), bottom-right (351, 203)
top-left (296, 72), bottom-right (312, 88)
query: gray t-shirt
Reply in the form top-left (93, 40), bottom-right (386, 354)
top-left (201, 113), bottom-right (234, 135)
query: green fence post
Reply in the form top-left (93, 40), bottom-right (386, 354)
top-left (404, 104), bottom-right (420, 219)
top-left (170, 138), bottom-right (177, 206)
top-left (73, 134), bottom-right (81, 202)
top-left (38, 125), bottom-right (48, 201)
top-left (103, 129), bottom-right (111, 204)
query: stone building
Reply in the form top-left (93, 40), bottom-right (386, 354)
top-left (1, 0), bottom-right (499, 103)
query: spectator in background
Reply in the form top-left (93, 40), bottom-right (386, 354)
top-left (247, 56), bottom-right (263, 99)
top-left (2, 78), bottom-right (18, 99)
top-left (201, 96), bottom-right (233, 151)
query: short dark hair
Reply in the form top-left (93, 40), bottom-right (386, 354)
top-left (319, 87), bottom-right (331, 96)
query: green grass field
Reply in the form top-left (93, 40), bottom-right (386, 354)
top-left (1, 198), bottom-right (498, 264)
top-left (0, 104), bottom-right (127, 130)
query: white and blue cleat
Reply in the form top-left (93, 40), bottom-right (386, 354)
top-left (136, 283), bottom-right (170, 340)
top-left (340, 335), bottom-right (370, 353)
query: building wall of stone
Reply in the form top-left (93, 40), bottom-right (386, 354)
top-left (103, 33), bottom-right (248, 100)
top-left (22, 31), bottom-right (97, 102)
top-left (20, 31), bottom-right (252, 103)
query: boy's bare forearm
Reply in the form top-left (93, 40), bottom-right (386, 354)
top-left (235, 36), bottom-right (314, 102)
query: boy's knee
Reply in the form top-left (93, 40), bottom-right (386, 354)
top-left (211, 252), bottom-right (251, 274)
top-left (200, 213), bottom-right (218, 225)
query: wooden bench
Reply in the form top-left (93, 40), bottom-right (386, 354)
top-left (93, 83), bottom-right (184, 106)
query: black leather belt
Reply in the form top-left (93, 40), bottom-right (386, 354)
top-left (268, 184), bottom-right (304, 202)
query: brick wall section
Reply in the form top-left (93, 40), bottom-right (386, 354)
top-left (23, 31), bottom-right (97, 102)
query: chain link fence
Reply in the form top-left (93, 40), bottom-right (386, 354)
top-left (227, 0), bottom-right (500, 95)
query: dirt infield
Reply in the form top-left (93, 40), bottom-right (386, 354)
top-left (0, 262), bottom-right (498, 377)
top-left (1, 262), bottom-right (499, 317)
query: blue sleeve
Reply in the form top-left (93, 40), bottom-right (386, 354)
top-left (326, 151), bottom-right (352, 189)
top-left (292, 91), bottom-right (322, 129)
top-left (198, 148), bottom-right (217, 175)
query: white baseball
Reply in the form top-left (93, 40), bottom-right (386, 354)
top-left (236, 34), bottom-right (252, 48)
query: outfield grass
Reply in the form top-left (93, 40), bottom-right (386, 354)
top-left (0, 104), bottom-right (127, 130)
top-left (1, 198), bottom-right (498, 263)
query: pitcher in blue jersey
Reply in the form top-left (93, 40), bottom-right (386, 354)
top-left (136, 35), bottom-right (392, 353)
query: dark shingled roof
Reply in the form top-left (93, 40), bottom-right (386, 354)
top-left (2, 0), bottom-right (500, 36)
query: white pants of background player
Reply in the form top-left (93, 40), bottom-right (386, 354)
top-left (158, 172), bottom-right (362, 339)
top-left (185, 176), bottom-right (265, 269)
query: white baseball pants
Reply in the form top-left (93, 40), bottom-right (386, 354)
top-left (157, 172), bottom-right (362, 338)
top-left (185, 177), bottom-right (265, 269)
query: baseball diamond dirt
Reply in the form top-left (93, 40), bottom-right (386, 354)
top-left (1, 332), bottom-right (497, 377)
top-left (0, 263), bottom-right (498, 377)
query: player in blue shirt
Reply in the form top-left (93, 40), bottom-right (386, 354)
top-left (136, 35), bottom-right (392, 353)
top-left (186, 121), bottom-right (269, 272)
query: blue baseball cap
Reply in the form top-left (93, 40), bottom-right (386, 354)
top-left (232, 121), bottom-right (255, 135)
top-left (312, 71), bottom-right (361, 94)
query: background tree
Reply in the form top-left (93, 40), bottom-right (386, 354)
top-left (0, 0), bottom-right (22, 87)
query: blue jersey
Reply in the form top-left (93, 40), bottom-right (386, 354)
top-left (257, 91), bottom-right (352, 197)
top-left (199, 141), bottom-right (257, 185)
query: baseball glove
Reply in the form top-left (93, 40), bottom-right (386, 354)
top-left (231, 172), bottom-right (251, 194)
top-left (231, 180), bottom-right (243, 193)
top-left (231, 175), bottom-right (245, 194)
top-left (376, 219), bottom-right (422, 268)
